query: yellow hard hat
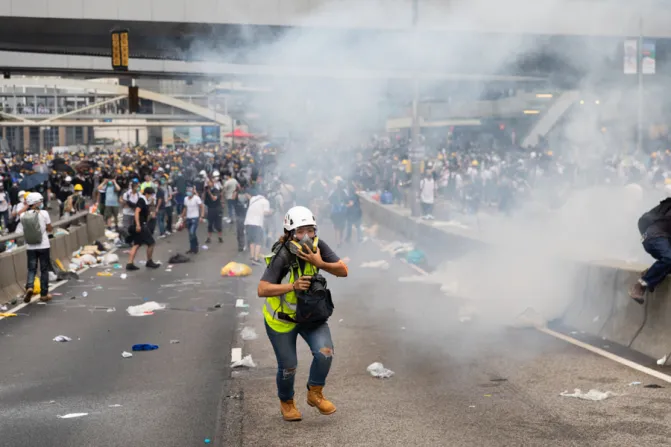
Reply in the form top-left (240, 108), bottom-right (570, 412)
top-left (74, 184), bottom-right (83, 191)
top-left (471, 160), bottom-right (479, 167)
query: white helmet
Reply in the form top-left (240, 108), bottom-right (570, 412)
top-left (26, 192), bottom-right (43, 206)
top-left (199, 170), bottom-right (207, 177)
top-left (65, 176), bottom-right (72, 182)
top-left (18, 190), bottom-right (26, 201)
top-left (284, 206), bottom-right (316, 232)
top-left (212, 170), bottom-right (220, 178)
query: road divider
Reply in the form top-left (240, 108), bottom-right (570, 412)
top-left (359, 194), bottom-right (670, 366)
top-left (0, 212), bottom-right (106, 307)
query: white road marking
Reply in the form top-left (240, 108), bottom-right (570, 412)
top-left (231, 347), bottom-right (242, 363)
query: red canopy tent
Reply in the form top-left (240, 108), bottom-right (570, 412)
top-left (224, 129), bottom-right (255, 138)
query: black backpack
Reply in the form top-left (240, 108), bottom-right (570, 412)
top-left (266, 242), bottom-right (334, 325)
top-left (638, 198), bottom-right (671, 235)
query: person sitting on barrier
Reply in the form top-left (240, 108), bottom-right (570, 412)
top-left (63, 184), bottom-right (86, 217)
top-left (16, 192), bottom-right (53, 303)
top-left (126, 187), bottom-right (161, 271)
top-left (630, 197), bottom-right (671, 304)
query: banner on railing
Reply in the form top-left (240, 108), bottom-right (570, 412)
top-left (642, 39), bottom-right (656, 74)
top-left (624, 39), bottom-right (638, 74)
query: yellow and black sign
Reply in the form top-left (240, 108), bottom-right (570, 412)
top-left (111, 30), bottom-right (129, 71)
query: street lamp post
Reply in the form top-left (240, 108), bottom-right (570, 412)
top-left (409, 0), bottom-right (422, 218)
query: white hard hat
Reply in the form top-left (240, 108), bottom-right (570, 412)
top-left (18, 190), bottom-right (26, 199)
top-left (199, 170), bottom-right (207, 177)
top-left (26, 192), bottom-right (43, 206)
top-left (212, 170), bottom-right (220, 177)
top-left (65, 176), bottom-right (72, 182)
top-left (284, 206), bottom-right (317, 232)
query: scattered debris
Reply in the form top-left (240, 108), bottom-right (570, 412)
top-left (0, 313), bottom-right (17, 317)
top-left (238, 312), bottom-right (249, 317)
top-left (339, 319), bottom-right (344, 323)
top-left (82, 292), bottom-right (88, 298)
top-left (108, 404), bottom-right (122, 408)
top-left (231, 355), bottom-right (256, 368)
top-left (53, 335), bottom-right (72, 342)
top-left (235, 299), bottom-right (248, 308)
top-left (170, 340), bottom-right (180, 344)
top-left (120, 274), bottom-right (128, 280)
top-left (201, 245), bottom-right (209, 250)
top-left (97, 272), bottom-right (113, 277)
top-left (221, 262), bottom-right (252, 277)
top-left (121, 351), bottom-right (133, 358)
top-left (645, 384), bottom-right (664, 389)
top-left (0, 305), bottom-right (7, 311)
top-left (57, 413), bottom-right (88, 419)
top-left (629, 381), bottom-right (641, 386)
top-left (483, 394), bottom-right (492, 397)
top-left (204, 439), bottom-right (211, 444)
top-left (214, 303), bottom-right (222, 308)
top-left (490, 378), bottom-right (508, 382)
top-left (367, 362), bottom-right (394, 379)
top-left (132, 344), bottom-right (159, 351)
top-left (560, 389), bottom-right (615, 401)
top-left (360, 260), bottom-right (390, 270)
top-left (241, 327), bottom-right (258, 341)
top-left (658, 355), bottom-right (667, 366)
top-left (126, 302), bottom-right (166, 317)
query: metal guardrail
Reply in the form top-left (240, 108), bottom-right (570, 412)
top-left (0, 211), bottom-right (90, 246)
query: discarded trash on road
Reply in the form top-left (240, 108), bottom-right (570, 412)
top-left (629, 381), bottom-right (641, 386)
top-left (120, 274), bottom-right (128, 280)
top-left (121, 351), bottom-right (133, 358)
top-left (53, 335), bottom-right (72, 342)
top-left (658, 355), bottom-right (667, 366)
top-left (235, 299), bottom-right (248, 308)
top-left (0, 305), bottom-right (7, 311)
top-left (170, 340), bottom-right (180, 344)
top-left (126, 302), bottom-right (166, 316)
top-left (645, 384), bottom-right (664, 389)
top-left (241, 327), bottom-right (258, 341)
top-left (132, 344), bottom-right (159, 351)
top-left (360, 260), bottom-right (390, 270)
top-left (82, 292), bottom-right (88, 298)
top-left (57, 413), bottom-right (88, 419)
top-left (231, 355), bottom-right (256, 368)
top-left (559, 389), bottom-right (615, 401)
top-left (238, 312), bottom-right (249, 317)
top-left (0, 313), bottom-right (17, 317)
top-left (108, 404), bottom-right (122, 408)
top-left (221, 262), bottom-right (252, 277)
top-left (367, 362), bottom-right (395, 379)
top-left (97, 272), bottom-right (113, 277)
top-left (214, 303), bottom-right (222, 308)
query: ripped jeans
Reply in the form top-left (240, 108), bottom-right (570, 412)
top-left (265, 321), bottom-right (334, 401)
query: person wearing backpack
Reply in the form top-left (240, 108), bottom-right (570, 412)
top-left (257, 206), bottom-right (348, 422)
top-left (16, 193), bottom-right (52, 303)
top-left (630, 197), bottom-right (671, 303)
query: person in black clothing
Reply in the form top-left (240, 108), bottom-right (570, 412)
top-left (630, 198), bottom-right (671, 303)
top-left (204, 173), bottom-right (224, 244)
top-left (126, 186), bottom-right (161, 271)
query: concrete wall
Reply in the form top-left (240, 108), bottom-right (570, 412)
top-left (3, 0), bottom-right (671, 37)
top-left (360, 194), bottom-right (671, 365)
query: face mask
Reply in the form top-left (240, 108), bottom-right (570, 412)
top-left (39, 203), bottom-right (44, 209)
top-left (288, 233), bottom-right (318, 255)
top-left (186, 191), bottom-right (193, 197)
top-left (108, 181), bottom-right (113, 186)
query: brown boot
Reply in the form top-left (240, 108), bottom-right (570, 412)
top-left (307, 386), bottom-right (336, 415)
top-left (629, 281), bottom-right (646, 305)
top-left (280, 399), bottom-right (302, 421)
top-left (23, 288), bottom-right (33, 303)
top-left (40, 294), bottom-right (52, 302)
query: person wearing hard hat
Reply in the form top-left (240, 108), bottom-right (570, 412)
top-left (63, 184), bottom-right (86, 217)
top-left (257, 206), bottom-right (348, 422)
top-left (204, 170), bottom-right (224, 244)
top-left (16, 192), bottom-right (53, 303)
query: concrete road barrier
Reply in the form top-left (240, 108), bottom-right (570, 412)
top-left (0, 252), bottom-right (22, 302)
top-left (12, 248), bottom-right (27, 291)
top-left (359, 193), bottom-right (670, 363)
top-left (51, 234), bottom-right (68, 267)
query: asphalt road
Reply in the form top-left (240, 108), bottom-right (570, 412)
top-left (3, 218), bottom-right (671, 446)
top-left (0, 223), bottom-right (246, 447)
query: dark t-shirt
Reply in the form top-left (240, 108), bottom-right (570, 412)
top-left (136, 196), bottom-right (150, 225)
top-left (156, 187), bottom-right (166, 210)
top-left (204, 187), bottom-right (222, 208)
top-left (261, 239), bottom-right (340, 284)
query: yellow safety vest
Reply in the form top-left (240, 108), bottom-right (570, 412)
top-left (263, 252), bottom-right (319, 333)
